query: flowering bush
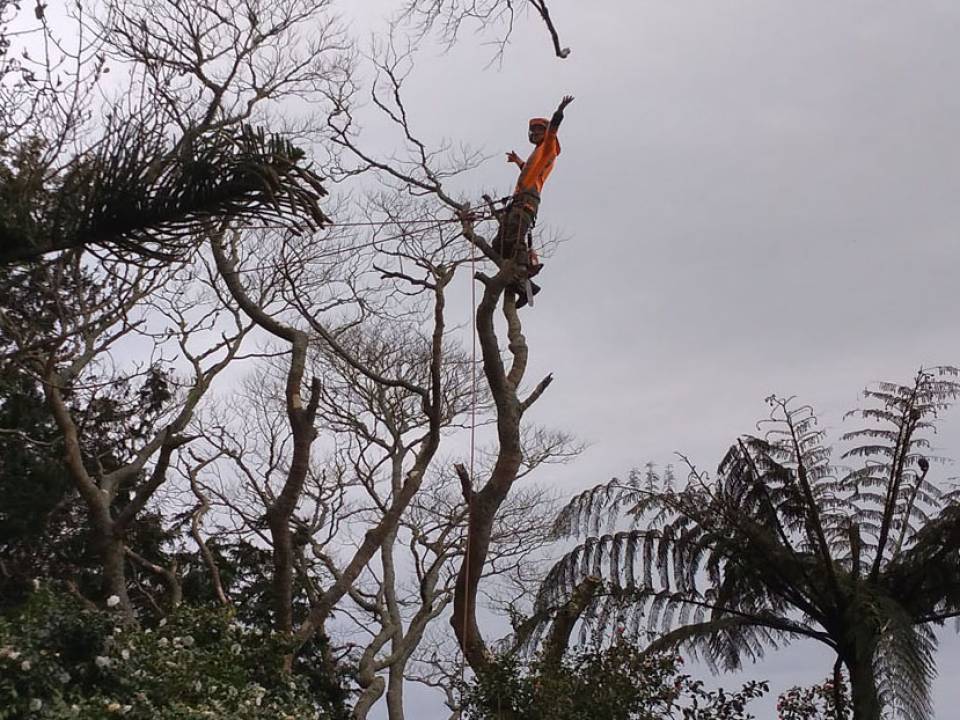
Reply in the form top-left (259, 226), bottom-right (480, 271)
top-left (777, 678), bottom-right (850, 720)
top-left (0, 589), bottom-right (336, 719)
top-left (462, 645), bottom-right (768, 720)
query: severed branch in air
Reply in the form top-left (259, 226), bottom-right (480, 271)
top-left (400, 0), bottom-right (570, 60)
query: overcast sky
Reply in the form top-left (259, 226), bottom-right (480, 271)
top-left (341, 1), bottom-right (960, 716)
top-left (16, 0), bottom-right (959, 715)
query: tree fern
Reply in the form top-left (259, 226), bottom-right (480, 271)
top-left (532, 368), bottom-right (960, 720)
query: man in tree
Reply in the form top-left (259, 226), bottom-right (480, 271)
top-left (496, 94), bottom-right (574, 308)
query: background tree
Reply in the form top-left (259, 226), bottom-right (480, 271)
top-left (0, 0), bottom-right (339, 264)
top-left (462, 645), bottom-right (768, 720)
top-left (311, 32), bottom-right (564, 675)
top-left (2, 1), bottom-right (580, 715)
top-left (534, 368), bottom-right (960, 720)
top-left (0, 254), bottom-right (250, 614)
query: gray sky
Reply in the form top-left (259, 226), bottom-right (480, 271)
top-left (16, 0), bottom-right (959, 715)
top-left (345, 0), bottom-right (960, 716)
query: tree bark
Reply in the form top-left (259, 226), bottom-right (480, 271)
top-left (99, 529), bottom-right (132, 611)
top-left (386, 666), bottom-right (405, 720)
top-left (211, 233), bottom-right (321, 637)
top-left (296, 270), bottom-right (452, 648)
top-left (353, 676), bottom-right (386, 720)
top-left (450, 260), bottom-right (551, 672)
top-left (845, 645), bottom-right (881, 720)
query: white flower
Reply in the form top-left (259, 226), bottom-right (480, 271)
top-left (158, 618), bottom-right (167, 627)
top-left (58, 671), bottom-right (71, 683)
top-left (106, 595), bottom-right (121, 608)
top-left (29, 698), bottom-right (42, 711)
top-left (95, 655), bottom-right (112, 668)
top-left (181, 635), bottom-right (195, 647)
top-left (231, 643), bottom-right (242, 655)
top-left (194, 680), bottom-right (202, 692)
top-left (120, 648), bottom-right (130, 660)
top-left (121, 705), bottom-right (132, 714)
top-left (157, 638), bottom-right (169, 647)
top-left (70, 705), bottom-right (80, 716)
top-left (0, 646), bottom-right (20, 660)
top-left (20, 660), bottom-right (31, 671)
top-left (106, 702), bottom-right (122, 712)
top-left (31, 578), bottom-right (40, 590)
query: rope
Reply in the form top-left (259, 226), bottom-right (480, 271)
top-left (240, 213), bottom-right (496, 232)
top-left (460, 214), bottom-right (479, 705)
top-left (221, 210), bottom-right (498, 273)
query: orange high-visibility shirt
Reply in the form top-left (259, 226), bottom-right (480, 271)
top-left (515, 129), bottom-right (561, 195)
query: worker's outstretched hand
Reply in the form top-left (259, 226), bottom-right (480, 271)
top-left (506, 151), bottom-right (524, 167)
top-left (558, 95), bottom-right (574, 111)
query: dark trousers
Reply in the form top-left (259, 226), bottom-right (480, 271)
top-left (492, 192), bottom-right (540, 263)
top-left (492, 192), bottom-right (542, 308)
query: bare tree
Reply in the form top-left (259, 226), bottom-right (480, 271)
top-left (304, 316), bottom-right (477, 719)
top-left (313, 35), bottom-right (564, 675)
top-left (299, 294), bottom-right (571, 719)
top-left (0, 253), bottom-right (251, 615)
top-left (206, 199), bottom-right (465, 653)
top-left (1, 0), bottom-right (345, 264)
top-left (347, 471), bottom-right (560, 720)
top-left (209, 228), bottom-right (329, 634)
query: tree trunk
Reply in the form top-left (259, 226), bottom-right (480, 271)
top-left (99, 529), bottom-right (132, 614)
top-left (846, 651), bottom-right (881, 720)
top-left (386, 664), bottom-right (405, 720)
top-left (267, 507), bottom-right (296, 634)
top-left (352, 675), bottom-right (386, 720)
top-left (450, 275), bottom-right (528, 671)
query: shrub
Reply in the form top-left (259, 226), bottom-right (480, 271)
top-left (0, 588), bottom-right (336, 719)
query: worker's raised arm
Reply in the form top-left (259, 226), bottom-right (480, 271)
top-left (549, 95), bottom-right (575, 131)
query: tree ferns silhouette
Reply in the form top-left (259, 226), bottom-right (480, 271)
top-left (533, 368), bottom-right (960, 720)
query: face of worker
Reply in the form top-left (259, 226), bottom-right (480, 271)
top-left (528, 126), bottom-right (546, 145)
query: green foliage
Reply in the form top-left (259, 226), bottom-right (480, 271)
top-left (777, 677), bottom-right (850, 720)
top-left (0, 123), bottom-right (328, 264)
top-left (0, 261), bottom-right (178, 607)
top-left (536, 369), bottom-right (960, 720)
top-left (0, 588), bottom-right (346, 719)
top-left (462, 645), bottom-right (768, 720)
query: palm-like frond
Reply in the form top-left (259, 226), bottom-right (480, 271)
top-left (534, 369), bottom-right (960, 720)
top-left (873, 604), bottom-right (937, 720)
top-left (1, 122), bottom-right (329, 264)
